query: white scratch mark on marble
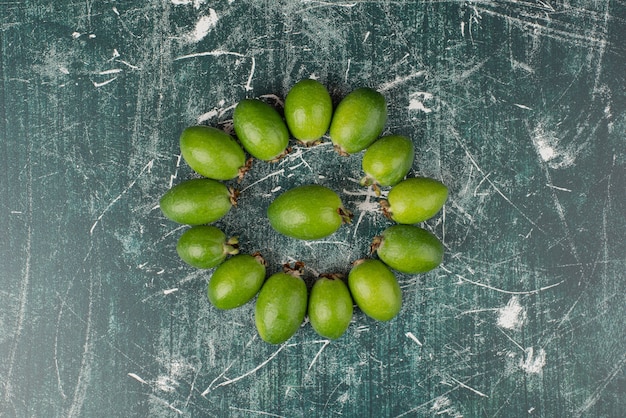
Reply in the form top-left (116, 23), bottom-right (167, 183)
top-left (408, 91), bottom-right (434, 113)
top-left (229, 407), bottom-right (285, 418)
top-left (90, 159), bottom-right (153, 235)
top-left (531, 125), bottom-right (577, 169)
top-left (574, 353), bottom-right (626, 417)
top-left (202, 343), bottom-right (287, 396)
top-left (497, 296), bottom-right (526, 330)
top-left (128, 373), bottom-right (148, 385)
top-left (245, 56), bottom-right (256, 91)
top-left (405, 332), bottom-right (423, 346)
top-left (174, 50), bottom-right (245, 61)
top-left (98, 68), bottom-right (122, 75)
top-left (189, 9), bottom-right (218, 43)
top-left (520, 347), bottom-right (546, 374)
top-left (93, 77), bottom-right (118, 88)
top-left (307, 339), bottom-right (331, 372)
top-left (240, 169), bottom-right (285, 193)
top-left (378, 71), bottom-right (426, 92)
top-left (163, 288), bottom-right (179, 295)
top-left (442, 266), bottom-right (565, 295)
top-left (344, 58), bottom-right (351, 83)
top-left (448, 376), bottom-right (489, 398)
top-left (171, 0), bottom-right (206, 8)
top-left (513, 103), bottom-right (533, 110)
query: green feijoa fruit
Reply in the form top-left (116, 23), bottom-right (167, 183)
top-left (179, 125), bottom-right (247, 180)
top-left (267, 184), bottom-right (352, 240)
top-left (255, 271), bottom-right (307, 344)
top-left (361, 135), bottom-right (414, 188)
top-left (284, 79), bottom-right (333, 144)
top-left (348, 259), bottom-right (402, 322)
top-left (381, 177), bottom-right (448, 224)
top-left (207, 253), bottom-right (266, 310)
top-left (176, 226), bottom-right (239, 269)
top-left (160, 178), bottom-right (235, 225)
top-left (308, 275), bottom-right (353, 339)
top-left (233, 99), bottom-right (290, 161)
top-left (329, 87), bottom-right (387, 155)
top-left (374, 224), bottom-right (444, 274)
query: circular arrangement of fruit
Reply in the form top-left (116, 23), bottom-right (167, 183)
top-left (159, 79), bottom-right (448, 344)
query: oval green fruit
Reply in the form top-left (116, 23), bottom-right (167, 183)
top-left (159, 178), bottom-right (234, 225)
top-left (208, 254), bottom-right (266, 310)
top-left (374, 225), bottom-right (444, 274)
top-left (308, 275), bottom-right (353, 339)
top-left (179, 125), bottom-right (247, 180)
top-left (348, 259), bottom-right (402, 321)
top-left (329, 87), bottom-right (387, 154)
top-left (176, 226), bottom-right (238, 269)
top-left (284, 79), bottom-right (333, 144)
top-left (383, 177), bottom-right (448, 224)
top-left (361, 135), bottom-right (414, 187)
top-left (255, 272), bottom-right (307, 344)
top-left (233, 98), bottom-right (290, 161)
top-left (267, 184), bottom-right (351, 240)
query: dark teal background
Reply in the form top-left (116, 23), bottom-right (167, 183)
top-left (1, 1), bottom-right (625, 417)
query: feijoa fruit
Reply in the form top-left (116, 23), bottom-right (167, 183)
top-left (208, 253), bottom-right (266, 310)
top-left (361, 135), bottom-right (414, 189)
top-left (255, 269), bottom-right (307, 344)
top-left (381, 177), bottom-right (448, 224)
top-left (348, 259), bottom-right (402, 321)
top-left (179, 125), bottom-right (248, 180)
top-left (159, 178), bottom-right (235, 225)
top-left (267, 184), bottom-right (352, 240)
top-left (284, 79), bottom-right (333, 145)
top-left (373, 225), bottom-right (444, 274)
top-left (329, 87), bottom-right (387, 155)
top-left (233, 98), bottom-right (290, 161)
top-left (176, 226), bottom-right (239, 269)
top-left (308, 274), bottom-right (353, 339)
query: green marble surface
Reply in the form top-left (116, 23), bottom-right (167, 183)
top-left (1, 1), bottom-right (625, 417)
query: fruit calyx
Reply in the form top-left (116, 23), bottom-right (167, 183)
top-left (282, 261), bottom-right (305, 278)
top-left (237, 158), bottom-right (254, 182)
top-left (379, 199), bottom-right (392, 219)
top-left (338, 207), bottom-right (354, 224)
top-left (297, 138), bottom-right (324, 147)
top-left (228, 187), bottom-right (240, 207)
top-left (224, 236), bottom-right (240, 256)
top-left (333, 144), bottom-right (350, 157)
top-left (319, 272), bottom-right (345, 281)
top-left (369, 236), bottom-right (383, 254)
top-left (251, 251), bottom-right (268, 267)
top-left (269, 147), bottom-right (292, 163)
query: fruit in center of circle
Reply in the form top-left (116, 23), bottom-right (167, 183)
top-left (267, 184), bottom-right (352, 240)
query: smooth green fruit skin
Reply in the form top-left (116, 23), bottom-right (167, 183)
top-left (348, 259), bottom-right (402, 321)
top-left (267, 184), bottom-right (344, 240)
top-left (208, 254), bottom-right (266, 310)
top-left (377, 225), bottom-right (444, 274)
top-left (159, 178), bottom-right (231, 225)
top-left (284, 79), bottom-right (333, 143)
top-left (362, 135), bottom-right (415, 186)
top-left (388, 177), bottom-right (448, 224)
top-left (233, 99), bottom-right (290, 161)
top-left (308, 277), bottom-right (353, 339)
top-left (329, 87), bottom-right (387, 154)
top-left (176, 226), bottom-right (228, 269)
top-left (180, 126), bottom-right (246, 180)
top-left (255, 273), bottom-right (308, 344)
